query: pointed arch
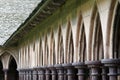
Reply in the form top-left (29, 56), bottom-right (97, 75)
top-left (39, 38), bottom-right (43, 66)
top-left (8, 55), bottom-right (18, 80)
top-left (66, 21), bottom-right (74, 63)
top-left (89, 5), bottom-right (104, 61)
top-left (92, 13), bottom-right (104, 60)
top-left (113, 3), bottom-right (120, 59)
top-left (88, 4), bottom-right (98, 61)
top-left (106, 0), bottom-right (118, 58)
top-left (50, 29), bottom-right (56, 65)
top-left (78, 24), bottom-right (86, 62)
top-left (44, 34), bottom-right (49, 65)
top-left (76, 13), bottom-right (86, 62)
top-left (53, 40), bottom-right (56, 64)
top-left (58, 26), bottom-right (64, 64)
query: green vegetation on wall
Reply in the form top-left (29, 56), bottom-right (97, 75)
top-left (19, 0), bottom-right (91, 45)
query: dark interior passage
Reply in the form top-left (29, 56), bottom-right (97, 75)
top-left (0, 60), bottom-right (4, 80)
top-left (7, 56), bottom-right (18, 80)
top-left (113, 4), bottom-right (120, 58)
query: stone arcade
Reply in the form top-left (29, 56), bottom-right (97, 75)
top-left (0, 0), bottom-right (120, 80)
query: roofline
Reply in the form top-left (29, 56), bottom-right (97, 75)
top-left (4, 0), bottom-right (65, 47)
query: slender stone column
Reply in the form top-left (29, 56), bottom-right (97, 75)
top-left (102, 59), bottom-right (120, 80)
top-left (45, 66), bottom-right (51, 80)
top-left (28, 69), bottom-right (32, 80)
top-left (3, 69), bottom-right (8, 80)
top-left (72, 62), bottom-right (86, 80)
top-left (85, 61), bottom-right (101, 80)
top-left (64, 69), bottom-right (67, 80)
top-left (18, 69), bottom-right (23, 80)
top-left (54, 64), bottom-right (64, 80)
top-left (23, 69), bottom-right (26, 80)
top-left (48, 65), bottom-right (57, 80)
top-left (62, 63), bottom-right (75, 80)
top-left (37, 67), bottom-right (45, 80)
top-left (101, 66), bottom-right (108, 80)
top-left (26, 69), bottom-right (29, 80)
top-left (33, 68), bottom-right (38, 80)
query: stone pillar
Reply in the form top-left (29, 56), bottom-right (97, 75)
top-left (62, 63), bottom-right (75, 80)
top-left (23, 69), bottom-right (26, 80)
top-left (54, 64), bottom-right (64, 80)
top-left (45, 67), bottom-right (51, 80)
top-left (26, 69), bottom-right (29, 80)
top-left (64, 69), bottom-right (67, 80)
top-left (48, 65), bottom-right (57, 80)
top-left (37, 67), bottom-right (45, 80)
top-left (118, 66), bottom-right (120, 79)
top-left (28, 69), bottom-right (32, 80)
top-left (101, 67), bottom-right (108, 80)
top-left (33, 68), bottom-right (38, 80)
top-left (72, 62), bottom-right (86, 80)
top-left (85, 61), bottom-right (101, 80)
top-left (102, 59), bottom-right (120, 80)
top-left (18, 69), bottom-right (23, 80)
top-left (3, 69), bottom-right (8, 80)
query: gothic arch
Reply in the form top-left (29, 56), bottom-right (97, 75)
top-left (8, 56), bottom-right (18, 80)
top-left (78, 24), bottom-right (86, 62)
top-left (76, 13), bottom-right (86, 62)
top-left (88, 4), bottom-right (98, 61)
top-left (66, 21), bottom-right (74, 63)
top-left (39, 39), bottom-right (43, 66)
top-left (44, 34), bottom-right (49, 65)
top-left (113, 3), bottom-right (120, 59)
top-left (91, 13), bottom-right (104, 61)
top-left (0, 50), bottom-right (18, 66)
top-left (58, 26), bottom-right (64, 64)
top-left (89, 5), bottom-right (104, 61)
top-left (106, 0), bottom-right (118, 58)
top-left (50, 29), bottom-right (56, 65)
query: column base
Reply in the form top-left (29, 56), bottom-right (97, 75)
top-left (54, 64), bottom-right (64, 80)
top-left (62, 63), bottom-right (74, 80)
top-left (37, 67), bottom-right (45, 80)
top-left (72, 62), bottom-right (86, 80)
top-left (85, 61), bottom-right (102, 80)
top-left (48, 65), bottom-right (57, 80)
top-left (101, 59), bottom-right (120, 80)
top-left (33, 67), bottom-right (38, 80)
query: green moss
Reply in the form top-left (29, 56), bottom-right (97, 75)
top-left (18, 0), bottom-right (90, 45)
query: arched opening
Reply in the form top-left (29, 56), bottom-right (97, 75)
top-left (7, 56), bottom-right (18, 80)
top-left (58, 26), bottom-right (64, 64)
top-left (78, 24), bottom-right (86, 62)
top-left (0, 60), bottom-right (4, 80)
top-left (92, 13), bottom-right (104, 61)
top-left (66, 21), bottom-right (74, 63)
top-left (68, 32), bottom-right (74, 63)
top-left (113, 3), bottom-right (120, 59)
top-left (50, 30), bottom-right (56, 65)
top-left (53, 40), bottom-right (56, 64)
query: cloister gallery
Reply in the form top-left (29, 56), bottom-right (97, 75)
top-left (0, 0), bottom-right (119, 80)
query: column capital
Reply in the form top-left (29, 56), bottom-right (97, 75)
top-left (85, 60), bottom-right (101, 67)
top-left (54, 64), bottom-right (64, 69)
top-left (85, 60), bottom-right (102, 80)
top-left (101, 59), bottom-right (120, 66)
top-left (72, 62), bottom-right (86, 68)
